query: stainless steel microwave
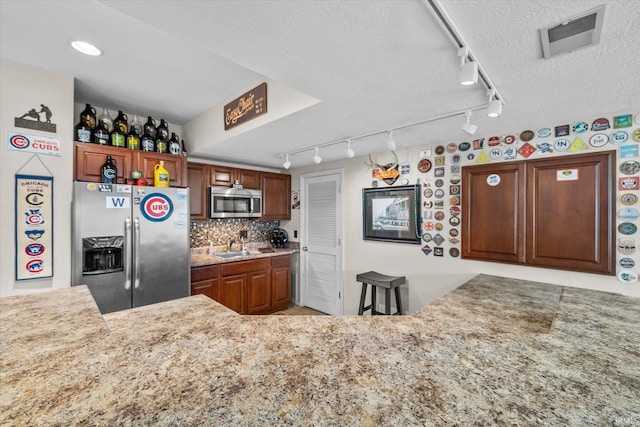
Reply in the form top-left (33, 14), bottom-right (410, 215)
top-left (210, 187), bottom-right (262, 218)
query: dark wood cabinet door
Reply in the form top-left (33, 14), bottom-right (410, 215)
top-left (210, 165), bottom-right (236, 187)
top-left (526, 152), bottom-right (614, 274)
top-left (461, 162), bottom-right (525, 263)
top-left (74, 142), bottom-right (133, 183)
top-left (261, 172), bottom-right (291, 220)
top-left (136, 151), bottom-right (186, 187)
top-left (236, 168), bottom-right (261, 190)
top-left (219, 274), bottom-right (246, 314)
top-left (191, 278), bottom-right (218, 301)
top-left (187, 163), bottom-right (209, 220)
top-left (271, 267), bottom-right (291, 310)
top-left (246, 270), bottom-right (271, 315)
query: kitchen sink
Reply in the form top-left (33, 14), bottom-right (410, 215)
top-left (214, 251), bottom-right (250, 258)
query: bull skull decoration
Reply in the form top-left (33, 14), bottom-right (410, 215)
top-left (366, 151), bottom-right (400, 185)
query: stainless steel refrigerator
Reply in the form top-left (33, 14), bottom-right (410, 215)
top-left (72, 181), bottom-right (190, 314)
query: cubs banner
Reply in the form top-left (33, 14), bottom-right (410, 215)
top-left (15, 174), bottom-right (53, 280)
top-left (8, 131), bottom-right (61, 156)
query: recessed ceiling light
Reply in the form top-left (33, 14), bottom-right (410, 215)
top-left (70, 41), bottom-right (102, 56)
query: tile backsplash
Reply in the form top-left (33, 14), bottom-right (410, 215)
top-left (190, 219), bottom-right (280, 248)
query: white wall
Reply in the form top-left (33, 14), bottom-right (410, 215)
top-left (283, 108), bottom-right (640, 315)
top-left (0, 60), bottom-right (74, 297)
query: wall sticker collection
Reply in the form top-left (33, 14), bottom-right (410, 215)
top-left (368, 111), bottom-right (640, 284)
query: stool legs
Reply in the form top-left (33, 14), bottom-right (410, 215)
top-left (358, 283), bottom-right (367, 315)
top-left (371, 286), bottom-right (377, 316)
top-left (357, 282), bottom-right (403, 315)
top-left (385, 288), bottom-right (391, 315)
top-left (394, 286), bottom-right (403, 315)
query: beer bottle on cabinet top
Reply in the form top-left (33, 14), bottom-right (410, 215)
top-left (80, 103), bottom-right (97, 129)
top-left (143, 116), bottom-right (156, 139)
top-left (168, 132), bottom-right (181, 155)
top-left (93, 121), bottom-right (110, 145)
top-left (126, 126), bottom-right (140, 150)
top-left (74, 120), bottom-right (92, 143)
top-left (97, 108), bottom-right (114, 133)
top-left (130, 114), bottom-right (143, 136)
top-left (110, 127), bottom-right (126, 148)
top-left (101, 155), bottom-right (117, 184)
top-left (114, 110), bottom-right (128, 134)
top-left (156, 119), bottom-right (169, 141)
top-left (141, 131), bottom-right (155, 152)
top-left (155, 136), bottom-right (168, 154)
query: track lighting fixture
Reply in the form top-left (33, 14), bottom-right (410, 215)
top-left (386, 130), bottom-right (396, 151)
top-left (462, 111), bottom-right (477, 135)
top-left (313, 147), bottom-right (322, 164)
top-left (346, 139), bottom-right (355, 158)
top-left (282, 154), bottom-right (291, 169)
top-left (458, 47), bottom-right (478, 86)
top-left (487, 89), bottom-right (503, 118)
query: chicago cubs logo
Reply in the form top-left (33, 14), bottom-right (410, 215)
top-left (26, 193), bottom-right (44, 205)
top-left (25, 243), bottom-right (45, 256)
top-left (25, 229), bottom-right (45, 240)
top-left (26, 259), bottom-right (44, 273)
top-left (9, 134), bottom-right (30, 149)
top-left (140, 193), bottom-right (173, 222)
top-left (25, 209), bottom-right (45, 225)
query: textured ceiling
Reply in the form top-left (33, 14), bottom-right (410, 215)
top-left (1, 0), bottom-right (638, 169)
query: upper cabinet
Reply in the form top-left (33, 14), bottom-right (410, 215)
top-left (188, 162), bottom-right (291, 221)
top-left (262, 172), bottom-right (291, 220)
top-left (74, 142), bottom-right (187, 187)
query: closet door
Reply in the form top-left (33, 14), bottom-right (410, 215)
top-left (461, 162), bottom-right (526, 263)
top-left (526, 152), bottom-right (614, 274)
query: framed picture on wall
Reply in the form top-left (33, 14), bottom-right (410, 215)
top-left (362, 185), bottom-right (421, 244)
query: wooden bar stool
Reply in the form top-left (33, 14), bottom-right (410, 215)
top-left (356, 271), bottom-right (405, 315)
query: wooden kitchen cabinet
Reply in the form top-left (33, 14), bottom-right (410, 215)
top-left (187, 162), bottom-right (209, 220)
top-left (74, 141), bottom-right (187, 187)
top-left (270, 255), bottom-right (291, 312)
top-left (219, 274), bottom-right (245, 314)
top-left (261, 172), bottom-right (291, 220)
top-left (190, 264), bottom-right (219, 301)
top-left (461, 151), bottom-right (614, 275)
top-left (245, 269), bottom-right (271, 315)
top-left (209, 165), bottom-right (261, 190)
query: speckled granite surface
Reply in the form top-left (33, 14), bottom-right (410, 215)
top-left (190, 246), bottom-right (299, 267)
top-left (1, 275), bottom-right (639, 426)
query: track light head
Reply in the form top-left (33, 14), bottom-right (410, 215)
top-left (462, 111), bottom-right (477, 135)
top-left (386, 130), bottom-right (396, 151)
top-left (346, 139), bottom-right (355, 158)
top-left (283, 154), bottom-right (291, 169)
top-left (458, 46), bottom-right (478, 86)
top-left (313, 147), bottom-right (322, 164)
top-left (487, 99), bottom-right (503, 118)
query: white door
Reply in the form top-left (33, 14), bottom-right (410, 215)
top-left (300, 169), bottom-right (343, 315)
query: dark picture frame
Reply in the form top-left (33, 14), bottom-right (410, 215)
top-left (362, 185), bottom-right (421, 244)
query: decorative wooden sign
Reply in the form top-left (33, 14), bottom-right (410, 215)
top-left (224, 82), bottom-right (267, 130)
top-left (15, 104), bottom-right (56, 133)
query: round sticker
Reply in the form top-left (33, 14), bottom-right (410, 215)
top-left (446, 143), bottom-right (458, 153)
top-left (371, 180), bottom-right (378, 187)
top-left (449, 196), bottom-right (460, 205)
top-left (449, 228), bottom-right (459, 237)
top-left (572, 122), bottom-right (589, 134)
top-left (434, 211), bottom-right (445, 221)
top-left (618, 238), bottom-right (636, 255)
top-left (458, 142), bottom-right (471, 151)
top-left (620, 193), bottom-right (638, 205)
top-left (417, 159), bottom-right (432, 173)
top-left (140, 193), bottom-right (174, 222)
top-left (489, 148), bottom-right (502, 160)
top-left (617, 270), bottom-right (638, 283)
top-left (501, 135), bottom-right (516, 145)
top-left (635, 113), bottom-right (640, 125)
top-left (618, 207), bottom-right (640, 220)
top-left (619, 160), bottom-right (640, 175)
top-left (611, 131), bottom-right (629, 144)
top-left (423, 233), bottom-right (432, 242)
top-left (450, 174), bottom-right (461, 184)
top-left (634, 128), bottom-right (640, 142)
top-left (467, 153), bottom-right (475, 161)
top-left (434, 189), bottom-right (445, 198)
top-left (537, 128), bottom-right (552, 138)
top-left (435, 179), bottom-right (444, 188)
top-left (619, 257), bottom-right (636, 268)
top-left (618, 222), bottom-right (637, 235)
top-left (589, 133), bottom-right (609, 147)
top-left (554, 139), bottom-right (570, 152)
top-left (424, 201), bottom-right (433, 208)
top-left (486, 174), bottom-right (501, 186)
top-left (592, 118), bottom-right (610, 131)
top-left (449, 216), bottom-right (460, 226)
top-left (423, 188), bottom-right (433, 198)
top-left (401, 178), bottom-right (409, 185)
top-left (449, 248), bottom-right (460, 257)
top-left (451, 154), bottom-right (461, 164)
top-left (434, 222), bottom-right (443, 231)
top-left (435, 145), bottom-right (445, 155)
top-left (450, 206), bottom-right (461, 216)
top-left (520, 130), bottom-right (535, 142)
top-left (488, 136), bottom-right (501, 146)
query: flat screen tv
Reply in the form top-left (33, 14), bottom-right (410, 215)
top-left (362, 184), bottom-right (421, 244)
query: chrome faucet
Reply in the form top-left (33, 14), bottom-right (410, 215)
top-left (227, 238), bottom-right (235, 252)
top-left (241, 237), bottom-right (247, 253)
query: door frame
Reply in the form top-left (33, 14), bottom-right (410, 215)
top-left (299, 168), bottom-right (344, 315)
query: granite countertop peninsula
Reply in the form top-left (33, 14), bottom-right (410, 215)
top-left (190, 243), bottom-right (299, 267)
top-left (1, 274), bottom-right (639, 426)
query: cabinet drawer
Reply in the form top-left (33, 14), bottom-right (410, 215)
top-left (191, 264), bottom-right (219, 282)
top-left (220, 258), bottom-right (270, 276)
top-left (271, 255), bottom-right (291, 268)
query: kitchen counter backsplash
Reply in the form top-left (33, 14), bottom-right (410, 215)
top-left (190, 218), bottom-right (280, 248)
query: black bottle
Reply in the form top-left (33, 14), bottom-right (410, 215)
top-left (74, 120), bottom-right (92, 143)
top-left (156, 119), bottom-right (169, 141)
top-left (143, 116), bottom-right (157, 140)
top-left (126, 126), bottom-right (140, 150)
top-left (168, 132), bottom-right (181, 155)
top-left (93, 121), bottom-right (110, 145)
top-left (114, 110), bottom-right (128, 134)
top-left (101, 155), bottom-right (117, 184)
top-left (80, 103), bottom-right (96, 129)
top-left (141, 132), bottom-right (155, 152)
top-left (110, 128), bottom-right (126, 148)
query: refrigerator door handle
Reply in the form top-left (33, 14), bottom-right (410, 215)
top-left (124, 217), bottom-right (132, 290)
top-left (133, 217), bottom-right (141, 290)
